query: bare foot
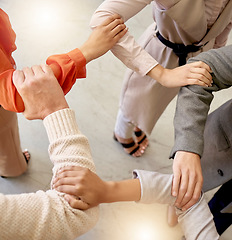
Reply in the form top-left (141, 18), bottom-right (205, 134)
top-left (113, 133), bottom-right (144, 157)
top-left (134, 127), bottom-right (149, 150)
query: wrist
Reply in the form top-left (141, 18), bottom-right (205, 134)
top-left (42, 103), bottom-right (69, 120)
top-left (102, 181), bottom-right (118, 203)
top-left (79, 43), bottom-right (93, 64)
top-left (147, 64), bottom-right (166, 85)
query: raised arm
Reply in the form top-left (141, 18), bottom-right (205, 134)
top-left (170, 45), bottom-right (232, 211)
top-left (0, 13), bottom-right (126, 113)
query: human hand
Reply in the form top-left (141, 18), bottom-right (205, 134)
top-left (13, 64), bottom-right (69, 120)
top-left (79, 14), bottom-right (127, 63)
top-left (148, 61), bottom-right (212, 88)
top-left (172, 151), bottom-right (203, 211)
top-left (53, 166), bottom-right (110, 210)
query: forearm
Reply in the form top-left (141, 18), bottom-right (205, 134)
top-left (90, 0), bottom-right (157, 76)
top-left (0, 191), bottom-right (98, 240)
top-left (46, 48), bottom-right (86, 95)
top-left (103, 178), bottom-right (141, 203)
top-left (170, 45), bottom-right (232, 158)
top-left (43, 108), bottom-right (96, 176)
top-left (0, 109), bottom-right (99, 239)
top-left (147, 64), bottom-right (166, 84)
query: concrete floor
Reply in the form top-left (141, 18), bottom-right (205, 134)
top-left (1, 0), bottom-right (231, 239)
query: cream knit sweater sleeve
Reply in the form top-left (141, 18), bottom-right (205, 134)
top-left (0, 108), bottom-right (99, 240)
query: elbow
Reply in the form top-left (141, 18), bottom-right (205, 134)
top-left (84, 206), bottom-right (100, 231)
top-left (89, 10), bottom-right (114, 29)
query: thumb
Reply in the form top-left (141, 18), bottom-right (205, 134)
top-left (12, 70), bottom-right (25, 87)
top-left (64, 194), bottom-right (90, 210)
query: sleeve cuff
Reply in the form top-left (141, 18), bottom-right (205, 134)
top-left (43, 108), bottom-right (79, 143)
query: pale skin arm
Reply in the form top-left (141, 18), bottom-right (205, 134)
top-left (79, 14), bottom-right (127, 64)
top-left (53, 166), bottom-right (141, 210)
top-left (147, 61), bottom-right (213, 88)
top-left (172, 151), bottom-right (203, 211)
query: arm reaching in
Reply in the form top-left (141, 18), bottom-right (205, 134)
top-left (0, 14), bottom-right (126, 113)
top-left (0, 66), bottom-right (99, 240)
top-left (79, 14), bottom-right (127, 64)
top-left (170, 45), bottom-right (232, 210)
top-left (147, 61), bottom-right (213, 88)
top-left (53, 166), bottom-right (219, 240)
top-left (53, 166), bottom-right (141, 210)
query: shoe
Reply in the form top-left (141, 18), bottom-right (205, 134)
top-left (134, 130), bottom-right (148, 145)
top-left (113, 133), bottom-right (141, 156)
top-left (23, 149), bottom-right (31, 164)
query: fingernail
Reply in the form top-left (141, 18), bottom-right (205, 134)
top-left (172, 191), bottom-right (177, 197)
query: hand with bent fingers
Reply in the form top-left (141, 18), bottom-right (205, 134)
top-left (172, 151), bottom-right (203, 211)
top-left (13, 64), bottom-right (68, 120)
top-left (149, 61), bottom-right (213, 88)
top-left (79, 14), bottom-right (127, 63)
top-left (53, 166), bottom-right (109, 210)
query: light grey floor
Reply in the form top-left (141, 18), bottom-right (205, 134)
top-left (1, 1), bottom-right (231, 239)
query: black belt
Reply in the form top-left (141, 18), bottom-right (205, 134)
top-left (156, 31), bottom-right (202, 66)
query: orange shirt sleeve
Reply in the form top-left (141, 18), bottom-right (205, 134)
top-left (46, 48), bottom-right (86, 95)
top-left (0, 9), bottom-right (87, 113)
top-left (0, 48), bottom-right (87, 113)
top-left (0, 9), bottom-right (24, 112)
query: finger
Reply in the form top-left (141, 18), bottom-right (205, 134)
top-left (54, 184), bottom-right (80, 195)
top-left (172, 172), bottom-right (181, 197)
top-left (188, 72), bottom-right (212, 86)
top-left (22, 66), bottom-right (34, 79)
top-left (106, 18), bottom-right (124, 32)
top-left (178, 174), bottom-right (197, 208)
top-left (192, 61), bottom-right (212, 73)
top-left (186, 78), bottom-right (210, 87)
top-left (31, 65), bottom-right (44, 76)
top-left (40, 64), bottom-right (53, 75)
top-left (175, 174), bottom-right (189, 208)
top-left (57, 166), bottom-right (85, 175)
top-left (53, 176), bottom-right (77, 187)
top-left (54, 171), bottom-right (83, 182)
top-left (114, 27), bottom-right (128, 40)
top-left (111, 23), bottom-right (127, 38)
top-left (101, 14), bottom-right (122, 26)
top-left (181, 182), bottom-right (202, 211)
top-left (189, 69), bottom-right (212, 85)
top-left (12, 70), bottom-right (25, 86)
top-left (64, 195), bottom-right (90, 210)
top-left (190, 66), bottom-right (212, 80)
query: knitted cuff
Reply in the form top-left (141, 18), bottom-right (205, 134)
top-left (43, 108), bottom-right (79, 143)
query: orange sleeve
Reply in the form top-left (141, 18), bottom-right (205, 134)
top-left (0, 9), bottom-right (24, 112)
top-left (0, 48), bottom-right (87, 113)
top-left (46, 48), bottom-right (86, 95)
top-left (0, 9), bottom-right (87, 112)
top-left (0, 69), bottom-right (24, 112)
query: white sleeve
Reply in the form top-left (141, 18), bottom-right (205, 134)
top-left (90, 0), bottom-right (158, 76)
top-left (0, 109), bottom-right (99, 240)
